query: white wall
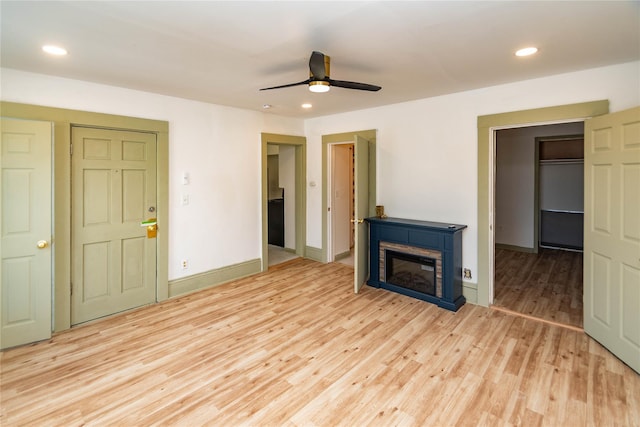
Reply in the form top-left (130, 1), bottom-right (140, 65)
top-left (2, 61), bottom-right (638, 290)
top-left (495, 129), bottom-right (535, 248)
top-left (304, 61), bottom-right (640, 284)
top-left (0, 68), bottom-right (304, 281)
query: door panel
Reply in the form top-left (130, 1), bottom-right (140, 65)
top-left (72, 127), bottom-right (157, 325)
top-left (1, 118), bottom-right (52, 349)
top-left (354, 135), bottom-right (369, 293)
top-left (584, 107), bottom-right (640, 374)
top-left (123, 237), bottom-right (146, 290)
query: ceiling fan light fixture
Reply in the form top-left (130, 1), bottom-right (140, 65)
top-left (309, 81), bottom-right (330, 93)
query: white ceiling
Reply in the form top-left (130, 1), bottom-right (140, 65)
top-left (1, 1), bottom-right (639, 118)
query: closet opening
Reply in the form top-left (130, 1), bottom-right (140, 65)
top-left (494, 122), bottom-right (584, 329)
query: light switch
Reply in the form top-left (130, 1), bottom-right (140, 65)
top-left (181, 194), bottom-right (189, 206)
top-left (182, 172), bottom-right (190, 185)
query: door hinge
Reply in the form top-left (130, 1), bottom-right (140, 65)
top-left (70, 143), bottom-right (73, 156)
top-left (70, 283), bottom-right (73, 296)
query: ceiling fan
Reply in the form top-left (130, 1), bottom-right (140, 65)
top-left (260, 51), bottom-right (382, 93)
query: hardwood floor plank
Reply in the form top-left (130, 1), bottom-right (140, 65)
top-left (1, 258), bottom-right (638, 426)
top-left (494, 248), bottom-right (583, 329)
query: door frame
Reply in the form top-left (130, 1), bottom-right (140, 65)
top-left (322, 130), bottom-right (377, 263)
top-left (260, 133), bottom-right (306, 271)
top-left (0, 101), bottom-right (169, 332)
top-left (476, 100), bottom-right (609, 307)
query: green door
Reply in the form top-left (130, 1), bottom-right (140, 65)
top-left (584, 107), bottom-right (640, 374)
top-left (353, 135), bottom-right (370, 293)
top-left (71, 127), bottom-right (157, 325)
top-left (1, 118), bottom-right (52, 349)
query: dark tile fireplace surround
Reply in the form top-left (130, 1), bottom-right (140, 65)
top-left (366, 217), bottom-right (466, 312)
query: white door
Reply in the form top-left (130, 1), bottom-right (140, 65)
top-left (0, 118), bottom-right (52, 349)
top-left (72, 127), bottom-right (157, 325)
top-left (584, 107), bottom-right (640, 374)
top-left (353, 135), bottom-right (370, 293)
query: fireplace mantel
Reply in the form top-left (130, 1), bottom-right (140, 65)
top-left (366, 217), bottom-right (466, 311)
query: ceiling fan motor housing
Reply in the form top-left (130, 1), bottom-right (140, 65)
top-left (310, 53), bottom-right (330, 80)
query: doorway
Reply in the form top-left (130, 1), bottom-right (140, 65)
top-left (266, 143), bottom-right (298, 266)
top-left (476, 100), bottom-right (609, 308)
top-left (328, 142), bottom-right (355, 266)
top-left (322, 130), bottom-right (376, 293)
top-left (493, 122), bottom-right (585, 329)
top-left (261, 133), bottom-right (306, 271)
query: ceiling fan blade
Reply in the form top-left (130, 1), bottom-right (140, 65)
top-left (259, 79), bottom-right (311, 91)
top-left (328, 79), bottom-right (382, 92)
top-left (309, 51), bottom-right (326, 80)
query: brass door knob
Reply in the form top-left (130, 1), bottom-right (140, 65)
top-left (37, 240), bottom-right (49, 249)
top-left (350, 218), bottom-right (364, 224)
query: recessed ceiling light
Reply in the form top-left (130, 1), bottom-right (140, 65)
top-left (515, 47), bottom-right (538, 57)
top-left (302, 103), bottom-right (312, 109)
top-left (42, 45), bottom-right (68, 56)
top-left (262, 104), bottom-right (272, 109)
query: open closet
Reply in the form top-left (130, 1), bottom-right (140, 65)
top-left (538, 136), bottom-right (584, 251)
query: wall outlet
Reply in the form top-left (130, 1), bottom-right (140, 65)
top-left (181, 259), bottom-right (188, 270)
top-left (463, 268), bottom-right (472, 280)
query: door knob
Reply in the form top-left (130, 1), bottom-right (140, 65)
top-left (36, 240), bottom-right (48, 249)
top-left (350, 218), bottom-right (364, 224)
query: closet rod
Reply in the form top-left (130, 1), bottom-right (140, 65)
top-left (539, 159), bottom-right (583, 165)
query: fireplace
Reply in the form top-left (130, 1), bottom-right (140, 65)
top-left (367, 217), bottom-right (466, 311)
top-left (385, 250), bottom-right (436, 296)
top-left (379, 240), bottom-right (443, 299)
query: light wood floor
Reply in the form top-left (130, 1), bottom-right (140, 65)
top-left (494, 248), bottom-right (583, 329)
top-left (2, 258), bottom-right (638, 426)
